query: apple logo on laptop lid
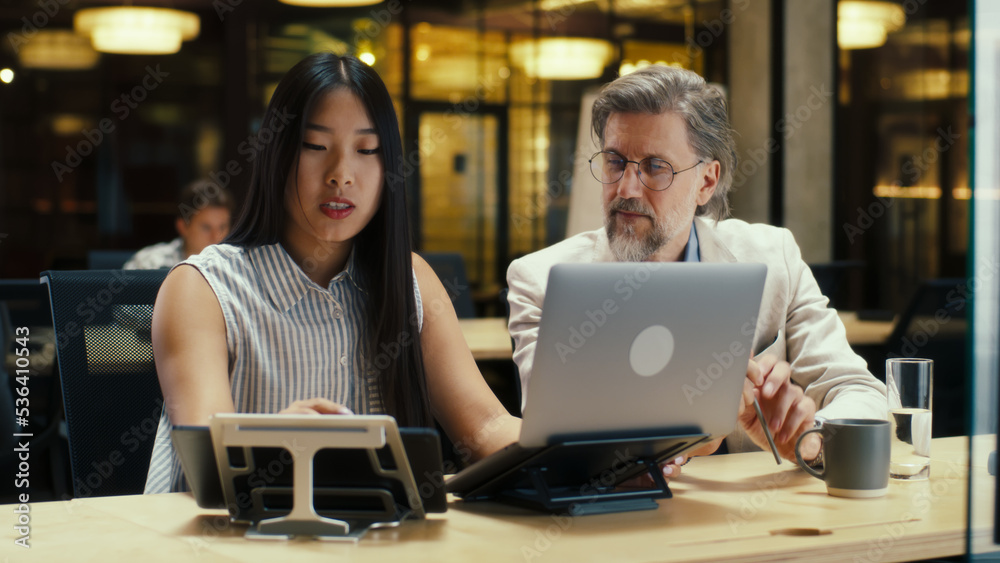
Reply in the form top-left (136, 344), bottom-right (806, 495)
top-left (629, 324), bottom-right (675, 377)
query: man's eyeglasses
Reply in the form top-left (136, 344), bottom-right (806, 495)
top-left (589, 150), bottom-right (702, 192)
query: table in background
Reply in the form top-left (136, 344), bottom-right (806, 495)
top-left (459, 318), bottom-right (511, 361)
top-left (838, 311), bottom-right (896, 347)
top-left (460, 313), bottom-right (896, 361)
top-left (6, 436), bottom-right (988, 562)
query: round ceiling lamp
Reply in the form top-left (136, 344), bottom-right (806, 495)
top-left (278, 0), bottom-right (382, 6)
top-left (19, 30), bottom-right (100, 70)
top-left (510, 37), bottom-right (614, 80)
top-left (838, 1), bottom-right (906, 50)
top-left (75, 7), bottom-right (200, 55)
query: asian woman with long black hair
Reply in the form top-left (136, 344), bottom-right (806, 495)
top-left (144, 53), bottom-right (520, 492)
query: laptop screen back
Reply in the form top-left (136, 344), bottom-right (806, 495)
top-left (519, 262), bottom-right (767, 448)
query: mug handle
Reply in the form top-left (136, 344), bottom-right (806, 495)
top-left (795, 427), bottom-right (824, 479)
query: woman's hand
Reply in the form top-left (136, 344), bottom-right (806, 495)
top-left (278, 398), bottom-right (354, 415)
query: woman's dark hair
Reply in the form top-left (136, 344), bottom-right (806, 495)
top-left (226, 53), bottom-right (430, 428)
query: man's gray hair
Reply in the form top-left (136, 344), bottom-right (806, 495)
top-left (591, 65), bottom-right (738, 220)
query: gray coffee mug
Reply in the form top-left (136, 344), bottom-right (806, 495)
top-left (795, 418), bottom-right (891, 498)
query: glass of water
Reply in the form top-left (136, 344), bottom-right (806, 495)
top-left (886, 358), bottom-right (933, 480)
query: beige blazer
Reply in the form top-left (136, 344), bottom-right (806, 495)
top-left (506, 216), bottom-right (888, 453)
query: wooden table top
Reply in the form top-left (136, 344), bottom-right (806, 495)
top-left (5, 436), bottom-right (988, 562)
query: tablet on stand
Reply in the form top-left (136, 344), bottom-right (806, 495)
top-left (209, 413), bottom-right (426, 541)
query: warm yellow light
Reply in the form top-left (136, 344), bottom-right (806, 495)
top-left (0, 69), bottom-right (13, 84)
top-left (51, 114), bottom-right (91, 136)
top-left (510, 37), bottom-right (614, 80)
top-left (75, 7), bottom-right (200, 55)
top-left (358, 51), bottom-right (376, 65)
top-left (414, 43), bottom-right (431, 62)
top-left (19, 30), bottom-right (99, 70)
top-left (953, 186), bottom-right (972, 200)
top-left (873, 185), bottom-right (942, 199)
top-left (279, 0), bottom-right (381, 6)
top-left (621, 59), bottom-right (680, 76)
top-left (839, 19), bottom-right (887, 49)
top-left (838, 1), bottom-right (906, 50)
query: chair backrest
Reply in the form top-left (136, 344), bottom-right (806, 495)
top-left (807, 261), bottom-right (864, 309)
top-left (419, 252), bottom-right (476, 318)
top-left (885, 278), bottom-right (967, 437)
top-left (87, 250), bottom-right (136, 270)
top-left (41, 269), bottom-right (168, 497)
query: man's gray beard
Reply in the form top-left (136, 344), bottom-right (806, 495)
top-left (606, 213), bottom-right (666, 262)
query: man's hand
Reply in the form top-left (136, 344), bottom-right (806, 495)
top-left (618, 455), bottom-right (690, 489)
top-left (279, 398), bottom-right (355, 415)
top-left (618, 436), bottom-right (729, 489)
top-left (740, 355), bottom-right (820, 462)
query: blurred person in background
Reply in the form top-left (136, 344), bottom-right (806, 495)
top-left (123, 179), bottom-right (233, 269)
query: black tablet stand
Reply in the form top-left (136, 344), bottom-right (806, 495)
top-left (461, 432), bottom-right (710, 515)
top-left (499, 460), bottom-right (673, 515)
top-left (210, 414), bottom-right (425, 541)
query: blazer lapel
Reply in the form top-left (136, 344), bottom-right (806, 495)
top-left (694, 217), bottom-right (738, 264)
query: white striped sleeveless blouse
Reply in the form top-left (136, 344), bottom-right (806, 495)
top-left (143, 242), bottom-right (423, 493)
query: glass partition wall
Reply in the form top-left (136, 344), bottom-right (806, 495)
top-left (970, 1), bottom-right (999, 558)
top-left (0, 2), bottom-right (993, 542)
top-left (0, 0), bottom-right (728, 314)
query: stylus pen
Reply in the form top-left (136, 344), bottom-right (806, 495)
top-left (753, 396), bottom-right (782, 465)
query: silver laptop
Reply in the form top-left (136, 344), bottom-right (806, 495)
top-left (447, 262), bottom-right (766, 499)
top-left (519, 261), bottom-right (767, 447)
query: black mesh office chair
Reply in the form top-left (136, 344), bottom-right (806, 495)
top-left (418, 252), bottom-right (476, 318)
top-left (41, 269), bottom-right (168, 497)
top-left (884, 278), bottom-right (967, 438)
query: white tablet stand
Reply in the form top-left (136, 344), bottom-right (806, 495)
top-left (209, 414), bottom-right (425, 541)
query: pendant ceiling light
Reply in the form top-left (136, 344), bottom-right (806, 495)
top-left (19, 30), bottom-right (100, 70)
top-left (510, 38), bottom-right (614, 80)
top-left (75, 7), bottom-right (200, 55)
top-left (838, 1), bottom-right (906, 50)
top-left (278, 0), bottom-right (382, 6)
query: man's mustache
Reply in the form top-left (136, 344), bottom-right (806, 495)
top-left (609, 198), bottom-right (653, 217)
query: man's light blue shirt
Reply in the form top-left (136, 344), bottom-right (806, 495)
top-left (683, 222), bottom-right (701, 262)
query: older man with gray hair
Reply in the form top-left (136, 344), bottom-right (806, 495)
top-left (506, 65), bottom-right (886, 475)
